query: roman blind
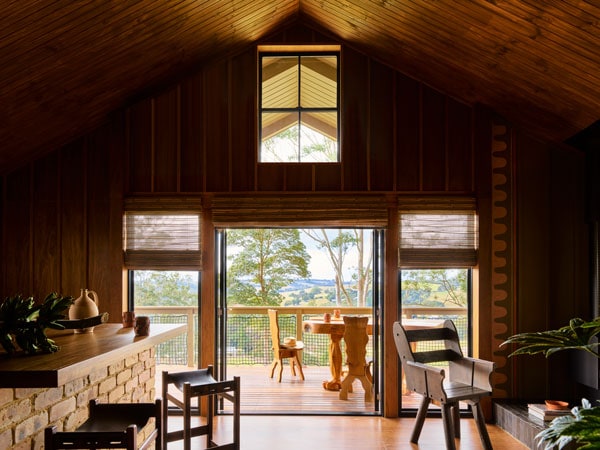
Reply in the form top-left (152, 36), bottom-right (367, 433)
top-left (398, 198), bottom-right (478, 268)
top-left (123, 198), bottom-right (201, 270)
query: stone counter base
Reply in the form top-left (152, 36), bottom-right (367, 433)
top-left (0, 347), bottom-right (156, 450)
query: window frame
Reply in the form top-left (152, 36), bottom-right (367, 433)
top-left (258, 45), bottom-right (341, 163)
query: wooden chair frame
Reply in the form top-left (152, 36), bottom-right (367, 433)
top-left (393, 319), bottom-right (495, 450)
top-left (268, 309), bottom-right (305, 382)
top-left (162, 365), bottom-right (240, 450)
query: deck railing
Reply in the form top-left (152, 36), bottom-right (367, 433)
top-left (135, 305), bottom-right (468, 367)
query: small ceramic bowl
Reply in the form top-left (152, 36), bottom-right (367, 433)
top-left (545, 400), bottom-right (569, 410)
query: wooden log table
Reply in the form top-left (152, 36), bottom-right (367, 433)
top-left (303, 317), bottom-right (373, 391)
top-left (303, 317), bottom-right (444, 392)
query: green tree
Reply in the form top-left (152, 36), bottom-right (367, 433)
top-left (402, 269), bottom-right (467, 307)
top-left (303, 229), bottom-right (372, 306)
top-left (134, 271), bottom-right (197, 306)
top-left (227, 229), bottom-right (310, 306)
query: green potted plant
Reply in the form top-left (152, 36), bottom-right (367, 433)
top-left (0, 292), bottom-right (73, 355)
top-left (502, 317), bottom-right (600, 449)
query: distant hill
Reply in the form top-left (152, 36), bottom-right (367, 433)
top-left (281, 278), bottom-right (347, 292)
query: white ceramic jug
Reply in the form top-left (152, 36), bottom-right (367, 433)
top-left (69, 289), bottom-right (100, 333)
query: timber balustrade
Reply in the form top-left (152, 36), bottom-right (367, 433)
top-left (134, 305), bottom-right (468, 368)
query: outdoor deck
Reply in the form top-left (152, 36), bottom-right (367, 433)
top-left (157, 364), bottom-right (423, 414)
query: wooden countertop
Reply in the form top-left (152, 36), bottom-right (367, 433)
top-left (0, 323), bottom-right (186, 388)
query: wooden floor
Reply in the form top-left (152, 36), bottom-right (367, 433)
top-left (158, 364), bottom-right (527, 449)
top-left (158, 364), bottom-right (423, 414)
top-left (165, 415), bottom-right (528, 449)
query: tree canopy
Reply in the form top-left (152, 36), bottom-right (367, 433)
top-left (227, 229), bottom-right (310, 306)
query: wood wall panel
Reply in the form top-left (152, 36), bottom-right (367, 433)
top-left (314, 164), bottom-right (341, 191)
top-left (59, 141), bottom-right (87, 297)
top-left (204, 61), bottom-right (230, 192)
top-left (395, 73), bottom-right (420, 191)
top-left (421, 87), bottom-right (446, 191)
top-left (154, 86), bottom-right (179, 193)
top-left (257, 164), bottom-right (285, 191)
top-left (369, 62), bottom-right (395, 191)
top-left (32, 153), bottom-right (60, 298)
top-left (341, 47), bottom-right (368, 191)
top-left (128, 99), bottom-right (153, 193)
top-left (447, 99), bottom-right (473, 192)
top-left (0, 177), bottom-right (2, 295)
top-left (86, 122), bottom-right (124, 322)
top-left (285, 164), bottom-right (313, 191)
top-left (4, 167), bottom-right (32, 295)
top-left (230, 49), bottom-right (257, 192)
top-left (180, 72), bottom-right (204, 193)
top-left (547, 144), bottom-right (587, 399)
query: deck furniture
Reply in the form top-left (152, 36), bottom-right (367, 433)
top-left (44, 399), bottom-right (162, 450)
top-left (303, 317), bottom-right (372, 390)
top-left (268, 309), bottom-right (305, 382)
top-left (339, 315), bottom-right (374, 402)
top-left (393, 319), bottom-right (495, 450)
top-left (162, 365), bottom-right (240, 450)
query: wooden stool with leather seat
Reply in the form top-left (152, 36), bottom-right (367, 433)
top-left (162, 365), bottom-right (240, 450)
top-left (44, 398), bottom-right (162, 450)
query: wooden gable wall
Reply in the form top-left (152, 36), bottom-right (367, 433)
top-left (0, 21), bottom-right (590, 413)
top-left (125, 23), bottom-right (476, 195)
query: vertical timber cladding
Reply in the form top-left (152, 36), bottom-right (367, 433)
top-left (490, 121), bottom-right (513, 398)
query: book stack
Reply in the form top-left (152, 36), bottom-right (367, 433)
top-left (528, 403), bottom-right (572, 421)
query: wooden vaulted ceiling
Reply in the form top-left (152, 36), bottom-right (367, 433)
top-left (1, 1), bottom-right (598, 173)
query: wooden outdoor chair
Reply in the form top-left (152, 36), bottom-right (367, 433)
top-left (268, 309), bottom-right (305, 382)
top-left (45, 398), bottom-right (161, 450)
top-left (393, 319), bottom-right (495, 450)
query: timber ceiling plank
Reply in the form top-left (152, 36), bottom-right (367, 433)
top-left (0, 0), bottom-right (598, 172)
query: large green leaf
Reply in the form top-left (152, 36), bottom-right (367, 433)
top-left (501, 317), bottom-right (600, 359)
top-left (537, 399), bottom-right (600, 450)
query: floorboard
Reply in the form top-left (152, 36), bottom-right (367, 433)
top-left (165, 415), bottom-right (528, 449)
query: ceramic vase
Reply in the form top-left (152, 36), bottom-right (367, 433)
top-left (69, 289), bottom-right (99, 333)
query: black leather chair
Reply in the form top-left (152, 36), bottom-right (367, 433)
top-left (44, 398), bottom-right (162, 450)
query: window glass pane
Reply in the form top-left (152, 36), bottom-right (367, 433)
top-left (300, 56), bottom-right (337, 108)
top-left (259, 49), bottom-right (339, 163)
top-left (260, 118), bottom-right (299, 162)
top-left (299, 115), bottom-right (338, 162)
top-left (401, 268), bottom-right (470, 356)
top-left (262, 56), bottom-right (298, 108)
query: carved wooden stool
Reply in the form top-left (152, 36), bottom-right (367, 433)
top-left (339, 315), bottom-right (374, 401)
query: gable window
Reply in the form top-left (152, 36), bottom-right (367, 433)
top-left (258, 45), bottom-right (340, 163)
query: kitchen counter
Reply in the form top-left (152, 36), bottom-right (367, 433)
top-left (0, 322), bottom-right (186, 388)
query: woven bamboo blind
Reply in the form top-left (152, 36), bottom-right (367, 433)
top-left (210, 195), bottom-right (390, 227)
top-left (398, 197), bottom-right (478, 268)
top-left (123, 197), bottom-right (202, 270)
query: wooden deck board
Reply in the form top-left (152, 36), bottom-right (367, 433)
top-left (157, 364), bottom-right (423, 414)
